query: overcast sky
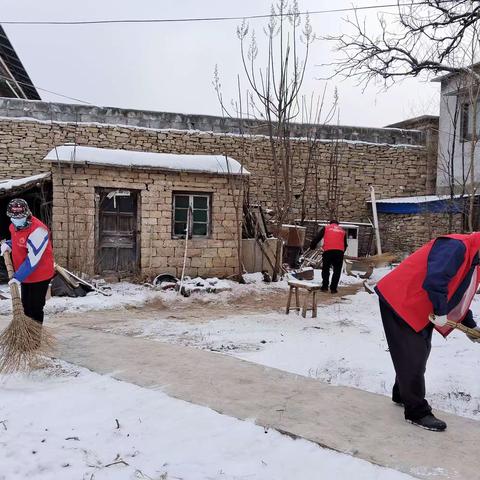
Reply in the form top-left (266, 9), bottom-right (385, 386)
top-left (1, 0), bottom-right (440, 127)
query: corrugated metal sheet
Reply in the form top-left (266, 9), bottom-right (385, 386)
top-left (0, 25), bottom-right (40, 100)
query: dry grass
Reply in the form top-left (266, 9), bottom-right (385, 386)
top-left (0, 284), bottom-right (54, 374)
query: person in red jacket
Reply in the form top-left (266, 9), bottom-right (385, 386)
top-left (310, 220), bottom-right (347, 294)
top-left (0, 198), bottom-right (55, 325)
top-left (376, 233), bottom-right (480, 432)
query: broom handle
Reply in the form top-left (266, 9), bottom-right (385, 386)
top-left (1, 244), bottom-right (21, 300)
top-left (445, 319), bottom-right (480, 339)
top-left (1, 244), bottom-right (15, 279)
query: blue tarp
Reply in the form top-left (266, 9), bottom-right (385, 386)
top-left (376, 198), bottom-right (465, 214)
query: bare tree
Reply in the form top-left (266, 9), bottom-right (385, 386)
top-left (330, 0), bottom-right (480, 231)
top-left (463, 24), bottom-right (480, 230)
top-left (298, 88), bottom-right (338, 223)
top-left (436, 27), bottom-right (480, 231)
top-left (239, 0), bottom-right (318, 280)
top-left (437, 76), bottom-right (464, 231)
top-left (329, 1), bottom-right (480, 84)
top-left (215, 1), bottom-right (316, 280)
top-left (223, 154), bottom-right (249, 283)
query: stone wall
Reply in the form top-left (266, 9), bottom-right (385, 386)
top-left (378, 212), bottom-right (464, 255)
top-left (0, 97), bottom-right (426, 144)
top-left (51, 164), bottom-right (241, 279)
top-left (0, 116), bottom-right (435, 226)
top-left (386, 115), bottom-right (439, 194)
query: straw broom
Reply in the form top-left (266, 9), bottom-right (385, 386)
top-left (0, 248), bottom-right (54, 373)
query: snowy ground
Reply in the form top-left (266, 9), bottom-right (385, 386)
top-left (1, 267), bottom-right (478, 478)
top-left (0, 273), bottom-right (290, 317)
top-left (99, 294), bottom-right (480, 420)
top-left (49, 268), bottom-right (479, 421)
top-left (0, 361), bottom-right (414, 480)
top-left (0, 269), bottom-right (362, 317)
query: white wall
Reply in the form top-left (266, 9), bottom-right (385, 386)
top-left (437, 75), bottom-right (480, 194)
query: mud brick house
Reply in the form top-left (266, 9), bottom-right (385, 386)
top-left (43, 145), bottom-right (246, 279)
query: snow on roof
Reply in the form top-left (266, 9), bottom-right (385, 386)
top-left (0, 173), bottom-right (51, 195)
top-left (371, 194), bottom-right (476, 204)
top-left (44, 145), bottom-right (249, 176)
top-left (431, 62), bottom-right (480, 83)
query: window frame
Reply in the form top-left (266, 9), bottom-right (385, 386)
top-left (461, 100), bottom-right (480, 142)
top-left (461, 102), bottom-right (470, 141)
top-left (172, 192), bottom-right (212, 239)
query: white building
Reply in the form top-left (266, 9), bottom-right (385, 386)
top-left (434, 66), bottom-right (480, 195)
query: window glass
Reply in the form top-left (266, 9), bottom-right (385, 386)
top-left (175, 195), bottom-right (189, 208)
top-left (192, 222), bottom-right (208, 236)
top-left (174, 222), bottom-right (187, 236)
top-left (462, 101), bottom-right (480, 140)
top-left (173, 193), bottom-right (210, 238)
top-left (174, 209), bottom-right (188, 222)
top-left (193, 209), bottom-right (207, 223)
top-left (193, 196), bottom-right (208, 209)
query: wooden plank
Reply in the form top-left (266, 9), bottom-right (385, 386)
top-left (312, 291), bottom-right (317, 318)
top-left (54, 264), bottom-right (80, 288)
top-left (302, 292), bottom-right (308, 318)
top-left (286, 286), bottom-right (293, 314)
top-left (55, 264), bottom-right (112, 296)
top-left (287, 279), bottom-right (322, 291)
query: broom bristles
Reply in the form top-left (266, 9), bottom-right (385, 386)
top-left (0, 285), bottom-right (55, 374)
top-left (0, 247), bottom-right (55, 374)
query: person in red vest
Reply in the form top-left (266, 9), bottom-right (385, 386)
top-left (0, 198), bottom-right (55, 325)
top-left (310, 220), bottom-right (347, 294)
top-left (376, 233), bottom-right (480, 432)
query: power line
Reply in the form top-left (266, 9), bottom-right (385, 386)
top-left (0, 2), bottom-right (432, 26)
top-left (0, 73), bottom-right (92, 104)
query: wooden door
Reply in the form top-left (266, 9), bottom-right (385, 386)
top-left (96, 189), bottom-right (139, 274)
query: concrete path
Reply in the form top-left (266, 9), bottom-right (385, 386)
top-left (54, 324), bottom-right (479, 480)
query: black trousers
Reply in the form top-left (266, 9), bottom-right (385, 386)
top-left (379, 298), bottom-right (433, 420)
top-left (322, 250), bottom-right (344, 291)
top-left (21, 279), bottom-right (50, 325)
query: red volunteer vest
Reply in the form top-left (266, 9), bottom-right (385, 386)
top-left (376, 233), bottom-right (480, 336)
top-left (9, 216), bottom-right (55, 283)
top-left (323, 224), bottom-right (346, 251)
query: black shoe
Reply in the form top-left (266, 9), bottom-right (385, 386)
top-left (321, 286), bottom-right (328, 292)
top-left (330, 289), bottom-right (338, 294)
top-left (406, 414), bottom-right (447, 432)
top-left (392, 399), bottom-right (404, 407)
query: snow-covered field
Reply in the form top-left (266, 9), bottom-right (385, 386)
top-left (0, 361), bottom-right (413, 480)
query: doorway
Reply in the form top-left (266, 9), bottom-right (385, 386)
top-left (96, 188), bottom-right (139, 275)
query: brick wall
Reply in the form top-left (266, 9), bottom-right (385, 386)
top-left (0, 117), bottom-right (434, 226)
top-left (51, 164), bottom-right (241, 279)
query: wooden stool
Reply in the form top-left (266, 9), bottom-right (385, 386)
top-left (286, 280), bottom-right (322, 318)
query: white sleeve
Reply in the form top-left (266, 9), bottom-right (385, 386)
top-left (27, 227), bottom-right (49, 268)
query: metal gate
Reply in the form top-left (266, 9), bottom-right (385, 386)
top-left (96, 189), bottom-right (139, 274)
